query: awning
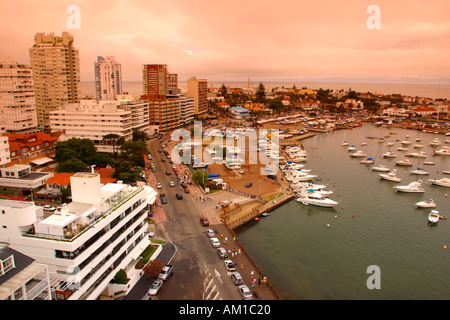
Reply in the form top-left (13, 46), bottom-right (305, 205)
top-left (30, 157), bottom-right (54, 166)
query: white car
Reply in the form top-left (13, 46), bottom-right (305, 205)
top-left (156, 182), bottom-right (162, 189)
top-left (205, 229), bottom-right (215, 238)
top-left (238, 285), bottom-right (253, 300)
top-left (224, 260), bottom-right (236, 272)
top-left (210, 237), bottom-right (221, 248)
top-left (169, 181), bottom-right (175, 187)
top-left (148, 279), bottom-right (163, 296)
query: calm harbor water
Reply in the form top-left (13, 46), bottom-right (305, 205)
top-left (236, 124), bottom-right (450, 300)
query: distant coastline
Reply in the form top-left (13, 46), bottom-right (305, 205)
top-left (81, 80), bottom-right (450, 100)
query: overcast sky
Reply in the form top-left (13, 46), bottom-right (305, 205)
top-left (1, 0), bottom-right (449, 84)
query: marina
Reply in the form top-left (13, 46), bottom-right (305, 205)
top-left (235, 123), bottom-right (450, 300)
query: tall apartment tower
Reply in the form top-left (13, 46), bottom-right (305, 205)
top-left (0, 56), bottom-right (38, 133)
top-left (142, 64), bottom-right (168, 97)
top-left (186, 77), bottom-right (208, 114)
top-left (29, 32), bottom-right (81, 129)
top-left (94, 56), bottom-right (123, 100)
top-left (168, 73), bottom-right (178, 94)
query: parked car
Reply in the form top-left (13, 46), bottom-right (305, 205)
top-left (166, 170), bottom-right (171, 175)
top-left (161, 158), bottom-right (165, 162)
top-left (157, 265), bottom-right (173, 281)
top-left (184, 188), bottom-right (190, 193)
top-left (238, 285), bottom-right (253, 300)
top-left (245, 182), bottom-right (252, 188)
top-left (158, 149), bottom-right (162, 153)
top-left (160, 193), bottom-right (168, 204)
top-left (230, 272), bottom-right (243, 285)
top-left (224, 260), bottom-right (236, 272)
top-left (148, 279), bottom-right (163, 296)
top-left (200, 217), bottom-right (209, 226)
top-left (151, 167), bottom-right (156, 173)
top-left (176, 193), bottom-right (183, 200)
top-left (210, 237), bottom-right (220, 248)
top-left (217, 247), bottom-right (228, 259)
top-left (156, 182), bottom-right (162, 189)
top-left (206, 229), bottom-right (215, 237)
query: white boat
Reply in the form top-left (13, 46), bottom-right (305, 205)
top-left (379, 169), bottom-right (401, 182)
top-left (408, 151), bottom-right (427, 158)
top-left (423, 161), bottom-right (435, 165)
top-left (382, 151), bottom-right (396, 158)
top-left (394, 180), bottom-right (425, 193)
top-left (433, 148), bottom-right (450, 156)
top-left (387, 141), bottom-right (394, 146)
top-left (371, 164), bottom-right (390, 172)
top-left (415, 199), bottom-right (437, 208)
top-left (342, 141), bottom-right (349, 146)
top-left (428, 210), bottom-right (440, 224)
top-left (427, 177), bottom-right (450, 188)
top-left (296, 192), bottom-right (338, 208)
top-left (429, 139), bottom-right (441, 146)
top-left (395, 159), bottom-right (413, 166)
top-left (413, 144), bottom-right (424, 149)
top-left (192, 162), bottom-right (209, 169)
top-left (410, 168), bottom-right (429, 175)
top-left (350, 150), bottom-right (367, 158)
top-left (397, 147), bottom-right (409, 151)
top-left (360, 157), bottom-right (374, 164)
top-left (401, 140), bottom-right (411, 145)
top-left (348, 145), bottom-right (357, 151)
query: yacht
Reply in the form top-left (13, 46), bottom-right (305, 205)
top-left (296, 192), bottom-right (339, 208)
top-left (379, 169), bottom-right (401, 182)
top-left (371, 164), bottom-right (390, 172)
top-left (350, 150), bottom-right (367, 158)
top-left (427, 177), bottom-right (450, 188)
top-left (342, 141), bottom-right (349, 146)
top-left (387, 141), bottom-right (394, 146)
top-left (408, 151), bottom-right (427, 158)
top-left (348, 145), bottom-right (357, 151)
top-left (429, 139), bottom-right (441, 146)
top-left (360, 157), bottom-right (374, 164)
top-left (433, 148), bottom-right (450, 156)
top-left (395, 159), bottom-right (413, 166)
top-left (428, 210), bottom-right (440, 224)
top-left (401, 140), bottom-right (411, 145)
top-left (415, 199), bottom-right (437, 208)
top-left (394, 180), bottom-right (425, 193)
top-left (382, 151), bottom-right (396, 158)
top-left (413, 144), bottom-right (424, 149)
top-left (397, 147), bottom-right (409, 151)
top-left (410, 168), bottom-right (429, 175)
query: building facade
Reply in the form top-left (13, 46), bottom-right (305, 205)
top-left (94, 56), bottom-right (123, 100)
top-left (0, 173), bottom-right (158, 300)
top-left (142, 64), bottom-right (168, 97)
top-left (49, 99), bottom-right (150, 153)
top-left (29, 32), bottom-right (81, 129)
top-left (0, 57), bottom-right (38, 133)
top-left (186, 77), bottom-right (208, 114)
top-left (142, 95), bottom-right (181, 133)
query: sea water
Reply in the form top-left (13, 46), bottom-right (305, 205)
top-left (236, 124), bottom-right (450, 299)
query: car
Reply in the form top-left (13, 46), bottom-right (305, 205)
top-left (184, 188), bottom-right (190, 193)
top-left (200, 217), bottom-right (209, 226)
top-left (161, 158), bottom-right (165, 162)
top-left (166, 170), bottom-right (171, 175)
top-left (169, 181), bottom-right (175, 187)
top-left (157, 265), bottom-right (173, 281)
top-left (160, 193), bottom-right (168, 204)
top-left (217, 247), bottom-right (228, 259)
top-left (156, 182), bottom-right (162, 189)
top-left (206, 229), bottom-right (215, 237)
top-left (43, 205), bottom-right (56, 211)
top-left (230, 272), bottom-right (243, 285)
top-left (181, 182), bottom-right (187, 188)
top-left (158, 149), bottom-right (162, 153)
top-left (172, 165), bottom-right (177, 169)
top-left (151, 167), bottom-right (156, 173)
top-left (210, 237), bottom-right (221, 248)
top-left (148, 154), bottom-right (152, 160)
top-left (224, 260), bottom-right (236, 272)
top-left (245, 182), bottom-right (253, 188)
top-left (169, 160), bottom-right (173, 164)
top-left (148, 279), bottom-right (164, 296)
top-left (238, 285), bottom-right (253, 300)
top-left (176, 193), bottom-right (183, 200)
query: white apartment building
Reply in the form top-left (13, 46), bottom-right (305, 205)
top-left (186, 77), bottom-right (208, 114)
top-left (94, 56), bottom-right (123, 100)
top-left (0, 136), bottom-right (10, 167)
top-left (49, 98), bottom-right (150, 153)
top-left (0, 172), bottom-right (158, 300)
top-left (0, 57), bottom-right (38, 133)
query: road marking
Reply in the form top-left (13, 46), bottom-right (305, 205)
top-left (214, 269), bottom-right (223, 284)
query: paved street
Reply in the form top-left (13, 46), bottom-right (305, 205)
top-left (124, 136), bottom-right (280, 300)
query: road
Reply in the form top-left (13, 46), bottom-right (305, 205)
top-left (145, 136), bottom-right (242, 300)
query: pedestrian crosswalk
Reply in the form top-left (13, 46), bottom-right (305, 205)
top-left (203, 268), bottom-right (222, 300)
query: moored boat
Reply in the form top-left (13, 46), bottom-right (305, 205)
top-left (427, 177), bottom-right (450, 188)
top-left (296, 192), bottom-right (339, 208)
top-left (394, 180), bottom-right (425, 193)
top-left (415, 199), bottom-right (437, 208)
top-left (395, 159), bottom-right (413, 166)
top-left (428, 210), bottom-right (440, 224)
top-left (379, 169), bottom-right (401, 182)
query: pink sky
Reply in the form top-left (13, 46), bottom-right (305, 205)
top-left (1, 0), bottom-right (449, 84)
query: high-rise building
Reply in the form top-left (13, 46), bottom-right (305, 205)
top-left (29, 32), bottom-right (81, 129)
top-left (94, 56), bottom-right (123, 100)
top-left (0, 57), bottom-right (38, 133)
top-left (142, 95), bottom-right (180, 133)
top-left (186, 77), bottom-right (208, 114)
top-left (142, 64), bottom-right (168, 97)
top-left (168, 73), bottom-right (179, 94)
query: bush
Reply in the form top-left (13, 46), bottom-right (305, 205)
top-left (113, 269), bottom-right (129, 284)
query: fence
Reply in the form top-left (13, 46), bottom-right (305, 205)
top-left (225, 187), bottom-right (265, 202)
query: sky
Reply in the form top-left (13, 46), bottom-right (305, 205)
top-left (1, 0), bottom-right (450, 85)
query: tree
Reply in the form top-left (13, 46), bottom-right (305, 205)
top-left (112, 160), bottom-right (143, 184)
top-left (218, 84), bottom-right (228, 98)
top-left (103, 134), bottom-right (125, 161)
top-left (113, 269), bottom-right (129, 284)
top-left (255, 82), bottom-right (266, 103)
top-left (55, 138), bottom-right (97, 164)
top-left (143, 260), bottom-right (164, 277)
top-left (56, 158), bottom-right (88, 173)
top-left (132, 128), bottom-right (150, 142)
top-left (192, 169), bottom-right (208, 188)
